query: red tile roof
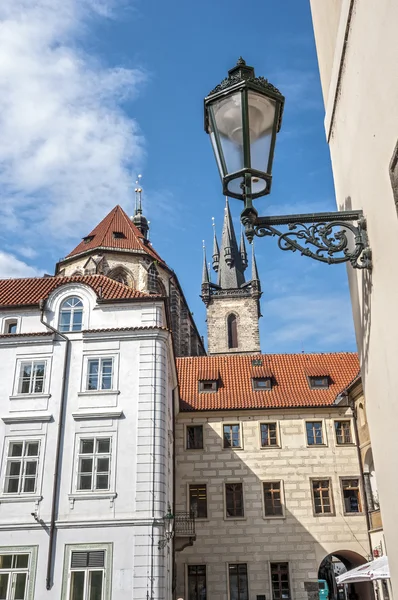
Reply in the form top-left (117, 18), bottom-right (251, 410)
top-left (64, 205), bottom-right (164, 264)
top-left (0, 275), bottom-right (161, 308)
top-left (176, 353), bottom-right (360, 411)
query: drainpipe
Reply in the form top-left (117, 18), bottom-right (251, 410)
top-left (348, 395), bottom-right (373, 557)
top-left (39, 300), bottom-right (71, 590)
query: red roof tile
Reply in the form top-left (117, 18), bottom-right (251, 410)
top-left (65, 205), bottom-right (164, 264)
top-left (0, 275), bottom-right (161, 308)
top-left (176, 353), bottom-right (359, 411)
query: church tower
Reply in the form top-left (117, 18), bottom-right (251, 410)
top-left (201, 200), bottom-right (261, 355)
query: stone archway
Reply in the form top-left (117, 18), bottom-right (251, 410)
top-left (318, 550), bottom-right (373, 600)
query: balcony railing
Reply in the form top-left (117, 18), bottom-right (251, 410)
top-left (174, 512), bottom-right (196, 537)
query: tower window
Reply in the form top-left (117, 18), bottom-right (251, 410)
top-left (227, 314), bottom-right (238, 349)
top-left (112, 231), bottom-right (126, 239)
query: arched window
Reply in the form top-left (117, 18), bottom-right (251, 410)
top-left (59, 297), bottom-right (83, 332)
top-left (148, 263), bottom-right (159, 294)
top-left (227, 314), bottom-right (238, 349)
top-left (108, 267), bottom-right (133, 288)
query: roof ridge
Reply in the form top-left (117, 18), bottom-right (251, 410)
top-left (176, 351), bottom-right (358, 360)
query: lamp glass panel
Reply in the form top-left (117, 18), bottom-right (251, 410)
top-left (247, 90), bottom-right (276, 194)
top-left (212, 92), bottom-right (244, 182)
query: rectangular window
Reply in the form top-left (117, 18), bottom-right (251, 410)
top-left (0, 553), bottom-right (30, 599)
top-left (306, 421), bottom-right (324, 445)
top-left (198, 381), bottom-right (217, 392)
top-left (228, 564), bottom-right (248, 600)
top-left (69, 550), bottom-right (105, 600)
top-left (4, 440), bottom-right (40, 495)
top-left (308, 376), bottom-right (329, 389)
top-left (312, 479), bottom-right (333, 515)
top-left (271, 563), bottom-right (291, 600)
top-left (188, 565), bottom-right (206, 600)
top-left (87, 359), bottom-right (113, 391)
top-left (77, 438), bottom-right (111, 492)
top-left (341, 478), bottom-right (362, 513)
top-left (225, 483), bottom-right (244, 518)
top-left (189, 485), bottom-right (207, 518)
top-left (18, 361), bottom-right (46, 394)
top-left (335, 421), bottom-right (352, 444)
top-left (223, 425), bottom-right (241, 449)
top-left (253, 378), bottom-right (272, 391)
top-left (186, 426), bottom-right (203, 450)
top-left (260, 423), bottom-right (278, 447)
top-left (263, 482), bottom-right (283, 516)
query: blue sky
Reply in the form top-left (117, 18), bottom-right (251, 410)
top-left (0, 0), bottom-right (356, 353)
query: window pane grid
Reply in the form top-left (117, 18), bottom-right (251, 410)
top-left (306, 422), bottom-right (323, 445)
top-left (229, 564), bottom-right (248, 600)
top-left (77, 438), bottom-right (111, 492)
top-left (60, 297), bottom-right (83, 332)
top-left (335, 421), bottom-right (352, 444)
top-left (263, 482), bottom-right (283, 516)
top-left (186, 426), bottom-right (203, 450)
top-left (188, 565), bottom-right (206, 600)
top-left (18, 361), bottom-right (45, 395)
top-left (87, 359), bottom-right (114, 391)
top-left (0, 553), bottom-right (30, 600)
top-left (260, 424), bottom-right (278, 447)
top-left (225, 483), bottom-right (244, 517)
top-left (223, 425), bottom-right (241, 448)
top-left (312, 480), bottom-right (332, 514)
top-left (70, 551), bottom-right (105, 600)
top-left (271, 563), bottom-right (290, 600)
top-left (4, 441), bottom-right (39, 495)
top-left (189, 485), bottom-right (207, 518)
top-left (342, 478), bottom-right (362, 513)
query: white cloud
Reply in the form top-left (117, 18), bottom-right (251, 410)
top-left (0, 251), bottom-right (42, 279)
top-left (0, 0), bottom-right (145, 248)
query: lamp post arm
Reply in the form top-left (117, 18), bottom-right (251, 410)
top-left (241, 208), bottom-right (372, 270)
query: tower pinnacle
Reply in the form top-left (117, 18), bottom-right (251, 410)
top-left (133, 175), bottom-right (149, 239)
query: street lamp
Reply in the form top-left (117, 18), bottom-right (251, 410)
top-left (158, 505), bottom-right (174, 550)
top-left (204, 59), bottom-right (371, 269)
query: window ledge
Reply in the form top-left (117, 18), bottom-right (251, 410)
top-left (9, 394), bottom-right (51, 401)
top-left (72, 409), bottom-right (124, 421)
top-left (224, 516), bottom-right (247, 521)
top-left (263, 515), bottom-right (286, 520)
top-left (77, 390), bottom-right (120, 397)
top-left (0, 494), bottom-right (43, 504)
top-left (68, 492), bottom-right (117, 508)
top-left (2, 413), bottom-right (52, 424)
top-left (260, 446), bottom-right (281, 450)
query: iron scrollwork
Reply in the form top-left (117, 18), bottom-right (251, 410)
top-left (243, 210), bottom-right (372, 270)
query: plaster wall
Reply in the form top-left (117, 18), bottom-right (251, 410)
top-left (309, 0), bottom-right (398, 591)
top-left (0, 284), bottom-right (175, 599)
top-left (175, 409), bottom-right (369, 600)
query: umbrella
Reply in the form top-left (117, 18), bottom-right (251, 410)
top-left (336, 556), bottom-right (389, 584)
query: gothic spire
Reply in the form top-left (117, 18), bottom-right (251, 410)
top-left (251, 243), bottom-right (259, 282)
top-left (212, 217), bottom-right (220, 272)
top-left (133, 175), bottom-right (149, 239)
top-left (240, 230), bottom-right (248, 270)
top-left (202, 243), bottom-right (210, 284)
top-left (217, 198), bottom-right (246, 289)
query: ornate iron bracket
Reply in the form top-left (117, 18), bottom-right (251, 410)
top-left (241, 209), bottom-right (372, 269)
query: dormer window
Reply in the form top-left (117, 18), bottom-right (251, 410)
top-left (59, 297), bottom-right (83, 332)
top-left (308, 376), bottom-right (329, 389)
top-left (83, 235), bottom-right (94, 244)
top-left (3, 319), bottom-right (18, 334)
top-left (113, 231), bottom-right (126, 239)
top-left (199, 380), bottom-right (218, 393)
top-left (252, 377), bottom-right (272, 391)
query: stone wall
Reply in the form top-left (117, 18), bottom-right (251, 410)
top-left (207, 296), bottom-right (260, 355)
top-left (175, 408), bottom-right (370, 600)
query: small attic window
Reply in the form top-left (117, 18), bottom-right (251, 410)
top-left (113, 231), bottom-right (126, 239)
top-left (308, 376), bottom-right (329, 389)
top-left (83, 235), bottom-right (94, 244)
top-left (199, 380), bottom-right (218, 393)
top-left (252, 359), bottom-right (262, 367)
top-left (253, 377), bottom-right (272, 391)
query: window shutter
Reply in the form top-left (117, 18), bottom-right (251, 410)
top-left (88, 551), bottom-right (105, 568)
top-left (71, 552), bottom-right (88, 568)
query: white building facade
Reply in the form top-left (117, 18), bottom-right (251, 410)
top-left (0, 274), bottom-right (176, 600)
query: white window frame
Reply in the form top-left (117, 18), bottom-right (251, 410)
top-left (61, 544), bottom-right (113, 600)
top-left (12, 357), bottom-right (51, 398)
top-left (2, 318), bottom-right (19, 335)
top-left (261, 480), bottom-right (285, 519)
top-left (86, 358), bottom-right (114, 392)
top-left (1, 438), bottom-right (43, 498)
top-left (304, 419), bottom-right (327, 447)
top-left (17, 361), bottom-right (47, 395)
top-left (75, 436), bottom-right (112, 493)
top-left (59, 296), bottom-right (84, 333)
top-left (0, 546), bottom-right (38, 600)
top-left (80, 355), bottom-right (119, 395)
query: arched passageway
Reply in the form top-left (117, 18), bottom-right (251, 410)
top-left (319, 550), bottom-right (373, 600)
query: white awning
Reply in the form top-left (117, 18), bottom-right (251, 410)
top-left (336, 556), bottom-right (389, 584)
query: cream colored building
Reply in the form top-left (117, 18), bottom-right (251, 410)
top-left (308, 0), bottom-right (398, 593)
top-left (175, 352), bottom-right (372, 600)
